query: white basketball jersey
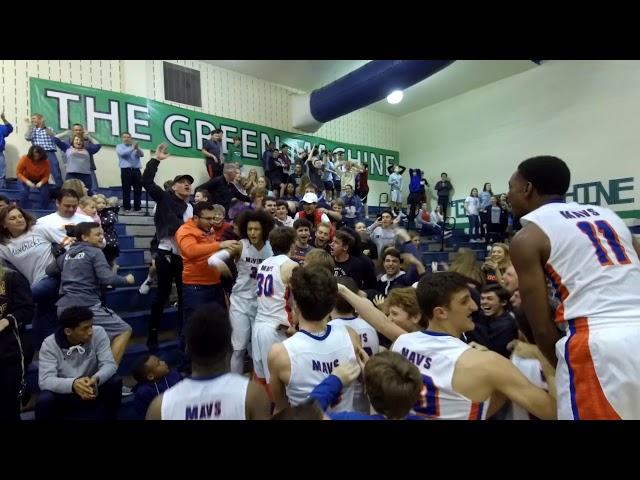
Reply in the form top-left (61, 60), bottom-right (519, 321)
top-left (255, 254), bottom-right (293, 328)
top-left (160, 374), bottom-right (249, 420)
top-left (329, 316), bottom-right (379, 413)
top-left (520, 201), bottom-right (640, 324)
top-left (329, 316), bottom-right (379, 357)
top-left (509, 354), bottom-right (548, 420)
top-left (392, 331), bottom-right (489, 420)
top-left (283, 324), bottom-right (357, 412)
top-left (232, 239), bottom-right (273, 299)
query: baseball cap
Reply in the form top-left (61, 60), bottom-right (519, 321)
top-left (173, 174), bottom-right (194, 184)
top-left (302, 193), bottom-right (318, 204)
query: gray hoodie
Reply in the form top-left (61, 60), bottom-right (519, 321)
top-left (38, 325), bottom-right (116, 394)
top-left (56, 241), bottom-right (130, 310)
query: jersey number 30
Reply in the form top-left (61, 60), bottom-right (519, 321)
top-left (577, 220), bottom-right (631, 266)
top-left (256, 273), bottom-right (274, 297)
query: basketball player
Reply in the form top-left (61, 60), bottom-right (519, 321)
top-left (391, 272), bottom-right (557, 420)
top-left (145, 304), bottom-right (270, 420)
top-left (508, 155), bottom-right (640, 419)
top-left (329, 276), bottom-right (379, 412)
top-left (251, 227), bottom-right (298, 387)
top-left (208, 209), bottom-right (274, 374)
top-left (268, 266), bottom-right (361, 413)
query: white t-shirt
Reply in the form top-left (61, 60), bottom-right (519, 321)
top-left (36, 211), bottom-right (94, 245)
top-left (465, 196), bottom-right (480, 216)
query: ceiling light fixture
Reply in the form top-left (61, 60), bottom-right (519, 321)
top-left (386, 90), bottom-right (404, 104)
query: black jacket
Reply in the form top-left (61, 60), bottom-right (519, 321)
top-left (142, 159), bottom-right (190, 241)
top-left (466, 311), bottom-right (518, 358)
top-left (196, 175), bottom-right (251, 217)
top-left (0, 269), bottom-right (35, 367)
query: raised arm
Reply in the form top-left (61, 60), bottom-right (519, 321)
top-left (142, 144), bottom-right (170, 202)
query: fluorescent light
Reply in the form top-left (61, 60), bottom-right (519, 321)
top-left (386, 90), bottom-right (403, 104)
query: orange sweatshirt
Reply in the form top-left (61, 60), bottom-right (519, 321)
top-left (175, 219), bottom-right (221, 285)
top-left (16, 155), bottom-right (51, 184)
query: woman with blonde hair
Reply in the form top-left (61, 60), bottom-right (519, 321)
top-left (244, 168), bottom-right (259, 194)
top-left (448, 248), bottom-right (484, 286)
top-left (61, 178), bottom-right (88, 199)
top-left (481, 242), bottom-right (511, 285)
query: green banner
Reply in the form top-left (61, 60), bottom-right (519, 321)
top-left (29, 78), bottom-right (399, 181)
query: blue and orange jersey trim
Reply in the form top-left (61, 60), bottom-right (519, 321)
top-left (565, 317), bottom-right (620, 420)
top-left (544, 263), bottom-right (569, 323)
top-left (468, 402), bottom-right (484, 420)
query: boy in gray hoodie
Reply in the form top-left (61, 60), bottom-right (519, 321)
top-left (36, 306), bottom-right (122, 420)
top-left (56, 222), bottom-right (134, 365)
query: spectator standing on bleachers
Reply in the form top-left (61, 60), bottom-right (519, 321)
top-left (50, 131), bottom-right (101, 195)
top-left (434, 172), bottom-right (453, 218)
top-left (24, 114), bottom-right (63, 187)
top-left (355, 161), bottom-right (369, 219)
top-left (196, 163), bottom-right (252, 218)
top-left (0, 261), bottom-right (34, 420)
top-left (340, 226), bottom-right (378, 291)
top-left (293, 192), bottom-right (331, 229)
top-left (132, 354), bottom-right (182, 419)
top-left (464, 188), bottom-right (482, 242)
top-left (16, 145), bottom-right (50, 209)
top-left (485, 195), bottom-right (509, 244)
top-left (0, 111), bottom-right (14, 189)
top-left (94, 194), bottom-right (120, 268)
top-left (194, 188), bottom-right (210, 204)
top-left (142, 144), bottom-right (194, 350)
top-left (36, 306), bottom-right (122, 420)
top-left (226, 136), bottom-right (243, 166)
top-left (274, 200), bottom-right (294, 227)
top-left (331, 230), bottom-right (365, 289)
top-left (116, 132), bottom-right (144, 213)
top-left (55, 222), bottom-right (134, 365)
top-left (465, 284), bottom-right (518, 359)
top-left (312, 222), bottom-right (332, 252)
top-left (261, 141), bottom-right (275, 178)
top-left (387, 164), bottom-right (406, 211)
top-left (375, 247), bottom-right (425, 297)
top-left (407, 168), bottom-right (426, 229)
top-left (202, 129), bottom-right (225, 178)
top-left (366, 209), bottom-right (398, 258)
top-left (481, 242), bottom-right (511, 285)
top-left (479, 182), bottom-right (493, 241)
top-left (0, 206), bottom-right (66, 347)
top-left (175, 202), bottom-right (239, 326)
top-left (57, 124), bottom-right (100, 191)
top-left (340, 184), bottom-right (363, 229)
top-left (355, 222), bottom-right (378, 261)
top-left (139, 180), bottom-right (174, 296)
top-left (291, 218), bottom-right (313, 264)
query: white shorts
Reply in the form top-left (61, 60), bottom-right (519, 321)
top-left (390, 189), bottom-right (402, 203)
top-left (556, 317), bottom-right (640, 420)
top-left (229, 295), bottom-right (257, 351)
top-left (251, 321), bottom-right (287, 382)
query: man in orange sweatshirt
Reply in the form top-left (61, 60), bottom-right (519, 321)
top-left (175, 201), bottom-right (240, 330)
